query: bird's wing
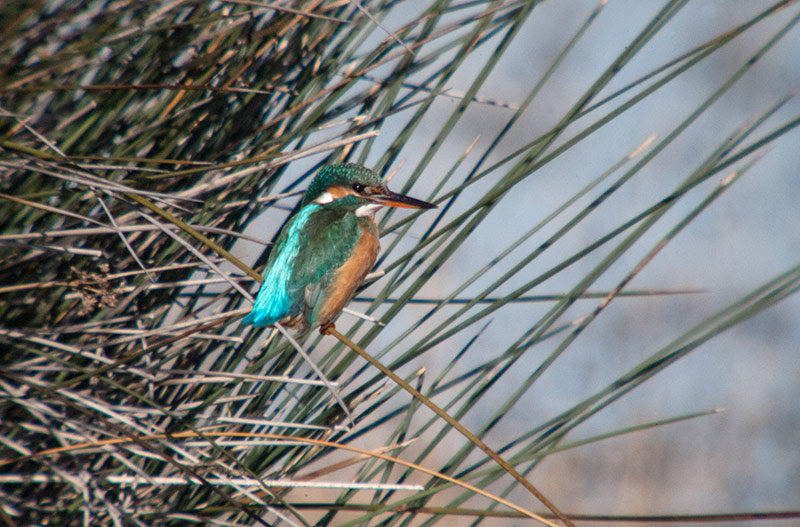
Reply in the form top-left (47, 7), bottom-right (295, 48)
top-left (289, 208), bottom-right (360, 290)
top-left (288, 209), bottom-right (363, 330)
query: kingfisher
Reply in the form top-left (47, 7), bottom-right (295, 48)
top-left (243, 163), bottom-right (435, 334)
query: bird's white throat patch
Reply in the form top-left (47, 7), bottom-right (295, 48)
top-left (313, 189), bottom-right (380, 216)
top-left (356, 203), bottom-right (381, 217)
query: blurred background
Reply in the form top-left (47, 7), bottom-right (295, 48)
top-left (374, 1), bottom-right (800, 518)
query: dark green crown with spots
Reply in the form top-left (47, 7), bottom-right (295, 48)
top-left (301, 163), bottom-right (385, 207)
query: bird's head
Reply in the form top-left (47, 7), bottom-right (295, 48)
top-left (301, 163), bottom-right (435, 216)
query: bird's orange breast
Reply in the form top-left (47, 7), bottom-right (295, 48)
top-left (312, 218), bottom-right (380, 327)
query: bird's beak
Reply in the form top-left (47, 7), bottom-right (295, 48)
top-left (372, 190), bottom-right (436, 210)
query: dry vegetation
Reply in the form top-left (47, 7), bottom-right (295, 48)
top-left (1, 1), bottom-right (799, 526)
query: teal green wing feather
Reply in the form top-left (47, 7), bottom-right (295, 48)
top-left (289, 208), bottom-right (360, 325)
top-left (289, 208), bottom-right (360, 289)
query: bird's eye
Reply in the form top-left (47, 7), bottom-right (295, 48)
top-left (352, 183), bottom-right (365, 193)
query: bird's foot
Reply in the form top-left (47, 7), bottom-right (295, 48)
top-left (319, 322), bottom-right (335, 335)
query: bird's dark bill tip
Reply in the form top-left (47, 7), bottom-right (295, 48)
top-left (378, 192), bottom-right (436, 210)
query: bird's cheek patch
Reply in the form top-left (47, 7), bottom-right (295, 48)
top-left (313, 185), bottom-right (349, 204)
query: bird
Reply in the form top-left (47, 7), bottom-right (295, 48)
top-left (243, 163), bottom-right (436, 334)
